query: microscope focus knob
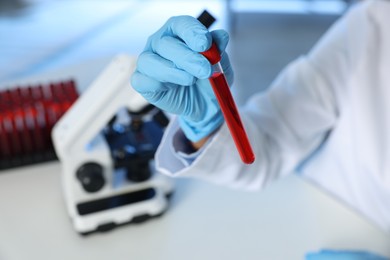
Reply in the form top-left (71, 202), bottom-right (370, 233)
top-left (76, 162), bottom-right (105, 193)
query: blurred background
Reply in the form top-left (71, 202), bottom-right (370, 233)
top-left (0, 0), bottom-right (357, 103)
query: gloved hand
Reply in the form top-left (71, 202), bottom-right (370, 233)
top-left (131, 15), bottom-right (233, 142)
top-left (306, 249), bottom-right (389, 260)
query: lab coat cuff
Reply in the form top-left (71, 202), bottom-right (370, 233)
top-left (172, 128), bottom-right (214, 166)
top-left (155, 116), bottom-right (227, 176)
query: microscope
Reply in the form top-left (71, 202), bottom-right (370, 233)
top-left (52, 55), bottom-right (173, 235)
top-left (52, 10), bottom-right (216, 234)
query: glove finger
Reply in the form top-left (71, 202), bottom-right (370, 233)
top-left (211, 29), bottom-right (230, 53)
top-left (318, 250), bottom-right (389, 260)
top-left (306, 250), bottom-right (389, 260)
top-left (136, 51), bottom-right (196, 86)
top-left (154, 36), bottom-right (211, 79)
top-left (151, 15), bottom-right (211, 52)
top-left (131, 71), bottom-right (186, 116)
top-left (131, 72), bottom-right (190, 116)
top-left (131, 70), bottom-right (169, 94)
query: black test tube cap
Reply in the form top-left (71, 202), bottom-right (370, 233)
top-left (197, 10), bottom-right (216, 29)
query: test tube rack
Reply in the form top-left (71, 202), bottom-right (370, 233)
top-left (0, 79), bottom-right (79, 170)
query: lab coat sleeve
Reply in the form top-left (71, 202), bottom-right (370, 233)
top-left (155, 3), bottom-right (364, 190)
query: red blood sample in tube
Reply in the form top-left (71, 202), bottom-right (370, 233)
top-left (12, 109), bottom-right (26, 156)
top-left (32, 103), bottom-right (46, 151)
top-left (36, 100), bottom-right (51, 150)
top-left (61, 101), bottom-right (72, 115)
top-left (9, 112), bottom-right (22, 157)
top-left (201, 43), bottom-right (255, 164)
top-left (0, 115), bottom-right (12, 159)
top-left (2, 113), bottom-right (14, 158)
top-left (20, 107), bottom-right (34, 154)
top-left (32, 85), bottom-right (43, 100)
top-left (65, 80), bottom-right (78, 102)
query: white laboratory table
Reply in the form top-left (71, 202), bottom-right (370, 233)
top-left (0, 161), bottom-right (389, 260)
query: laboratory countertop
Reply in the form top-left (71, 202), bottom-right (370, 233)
top-left (0, 161), bottom-right (389, 260)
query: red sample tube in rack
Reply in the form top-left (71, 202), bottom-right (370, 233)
top-left (0, 79), bottom-right (79, 170)
top-left (201, 43), bottom-right (255, 164)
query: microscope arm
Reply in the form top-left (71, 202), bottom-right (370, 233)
top-left (52, 54), bottom-right (149, 160)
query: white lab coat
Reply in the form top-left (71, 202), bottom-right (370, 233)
top-left (156, 0), bottom-right (390, 232)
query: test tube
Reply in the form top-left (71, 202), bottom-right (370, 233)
top-left (0, 114), bottom-right (11, 159)
top-left (33, 102), bottom-right (46, 152)
top-left (200, 43), bottom-right (255, 164)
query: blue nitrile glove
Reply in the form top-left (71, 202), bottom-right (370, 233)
top-left (131, 15), bottom-right (233, 142)
top-left (306, 249), bottom-right (389, 260)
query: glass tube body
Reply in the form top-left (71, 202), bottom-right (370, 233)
top-left (208, 62), bottom-right (255, 164)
